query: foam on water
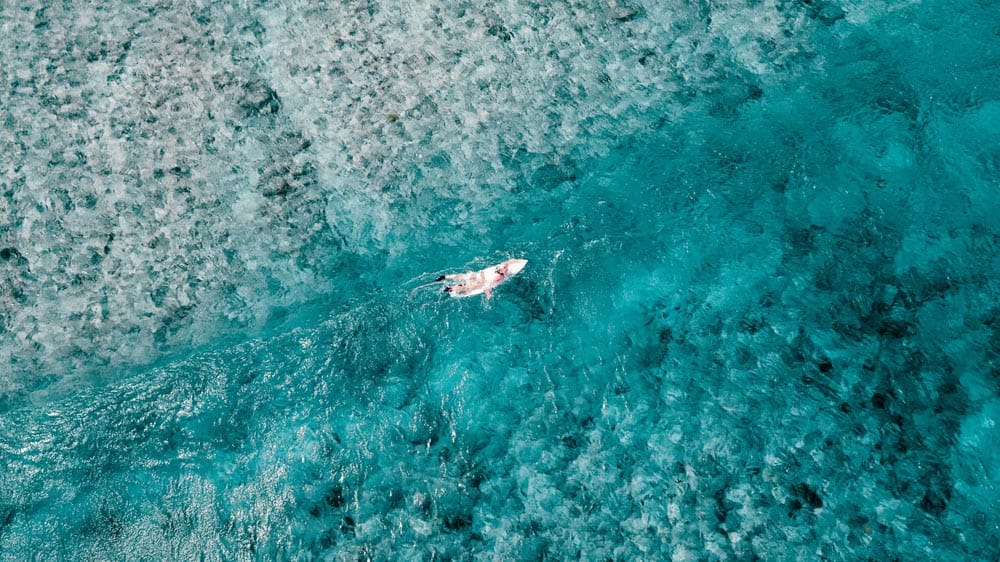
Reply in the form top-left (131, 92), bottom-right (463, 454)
top-left (2, 0), bottom-right (822, 393)
top-left (2, 0), bottom-right (999, 559)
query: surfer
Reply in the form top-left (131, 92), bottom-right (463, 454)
top-left (413, 258), bottom-right (527, 299)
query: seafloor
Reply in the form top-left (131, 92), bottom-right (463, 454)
top-left (1, 0), bottom-right (998, 560)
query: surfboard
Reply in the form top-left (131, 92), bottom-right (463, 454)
top-left (445, 258), bottom-right (527, 298)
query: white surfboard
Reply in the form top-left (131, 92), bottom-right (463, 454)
top-left (411, 258), bottom-right (527, 299)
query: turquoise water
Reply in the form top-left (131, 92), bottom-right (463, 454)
top-left (2, 0), bottom-right (999, 559)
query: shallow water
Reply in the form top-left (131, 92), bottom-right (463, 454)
top-left (2, 0), bottom-right (999, 559)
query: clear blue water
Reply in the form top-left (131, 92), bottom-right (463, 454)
top-left (2, 0), bottom-right (999, 559)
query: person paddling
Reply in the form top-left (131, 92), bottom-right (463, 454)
top-left (413, 258), bottom-right (527, 299)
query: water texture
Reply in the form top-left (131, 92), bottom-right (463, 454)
top-left (1, 0), bottom-right (998, 559)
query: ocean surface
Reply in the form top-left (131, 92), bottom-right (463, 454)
top-left (1, 0), bottom-right (999, 559)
